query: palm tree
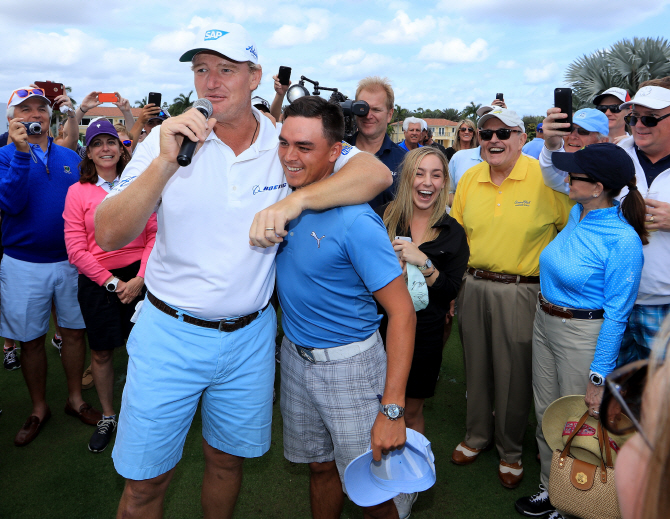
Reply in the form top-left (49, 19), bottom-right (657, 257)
top-left (566, 37), bottom-right (670, 106)
top-left (393, 104), bottom-right (411, 123)
top-left (169, 91), bottom-right (194, 116)
top-left (135, 96), bottom-right (148, 108)
top-left (460, 102), bottom-right (482, 123)
top-left (442, 108), bottom-right (461, 122)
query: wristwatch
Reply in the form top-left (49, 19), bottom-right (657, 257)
top-left (105, 277), bottom-right (120, 293)
top-left (589, 370), bottom-right (605, 387)
top-left (417, 258), bottom-right (433, 272)
top-left (379, 403), bottom-right (405, 420)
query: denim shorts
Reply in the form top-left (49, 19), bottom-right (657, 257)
top-left (112, 296), bottom-right (277, 480)
top-left (0, 255), bottom-right (85, 341)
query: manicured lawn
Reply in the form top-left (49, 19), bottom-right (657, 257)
top-left (0, 318), bottom-right (540, 518)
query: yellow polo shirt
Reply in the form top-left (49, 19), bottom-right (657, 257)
top-left (451, 154), bottom-right (573, 277)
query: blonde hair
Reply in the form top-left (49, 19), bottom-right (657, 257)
top-left (114, 124), bottom-right (128, 136)
top-left (453, 119), bottom-right (479, 152)
top-left (355, 76), bottom-right (394, 111)
top-left (383, 147), bottom-right (450, 243)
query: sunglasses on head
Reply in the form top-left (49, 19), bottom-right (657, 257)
top-left (568, 173), bottom-right (598, 185)
top-left (8, 88), bottom-right (46, 106)
top-left (624, 113), bottom-right (670, 128)
top-left (599, 360), bottom-right (652, 449)
top-left (459, 127), bottom-right (474, 133)
top-left (596, 104), bottom-right (622, 114)
top-left (478, 128), bottom-right (522, 141)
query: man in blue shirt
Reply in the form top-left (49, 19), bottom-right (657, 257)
top-left (522, 123), bottom-right (544, 159)
top-left (348, 77), bottom-right (407, 210)
top-left (0, 87), bottom-right (100, 447)
top-left (398, 117), bottom-right (423, 152)
top-left (276, 95), bottom-right (416, 519)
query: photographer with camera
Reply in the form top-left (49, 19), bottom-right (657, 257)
top-left (0, 87), bottom-right (100, 447)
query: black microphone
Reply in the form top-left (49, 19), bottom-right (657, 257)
top-left (177, 99), bottom-right (214, 167)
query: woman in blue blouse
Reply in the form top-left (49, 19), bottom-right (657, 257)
top-left (516, 143), bottom-right (648, 518)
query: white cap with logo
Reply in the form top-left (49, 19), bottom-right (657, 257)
top-left (477, 108), bottom-right (525, 132)
top-left (620, 85), bottom-right (670, 110)
top-left (593, 87), bottom-right (630, 105)
top-left (179, 23), bottom-right (258, 64)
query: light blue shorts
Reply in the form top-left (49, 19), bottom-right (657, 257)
top-left (112, 296), bottom-right (277, 481)
top-left (0, 255), bottom-right (85, 342)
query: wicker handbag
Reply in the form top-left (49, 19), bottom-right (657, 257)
top-left (548, 411), bottom-right (621, 519)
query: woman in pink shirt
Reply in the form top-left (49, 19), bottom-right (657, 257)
top-left (64, 120), bottom-right (156, 454)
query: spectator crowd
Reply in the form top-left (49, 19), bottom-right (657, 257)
top-left (1, 21), bottom-right (669, 519)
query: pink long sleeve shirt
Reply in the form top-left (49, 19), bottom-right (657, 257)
top-left (63, 182), bottom-right (157, 286)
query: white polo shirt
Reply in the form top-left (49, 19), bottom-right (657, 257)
top-left (107, 108), bottom-right (359, 319)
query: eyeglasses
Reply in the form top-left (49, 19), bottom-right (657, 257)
top-left (624, 113), bottom-right (670, 128)
top-left (599, 360), bottom-right (652, 449)
top-left (568, 125), bottom-right (593, 136)
top-left (7, 88), bottom-right (45, 106)
top-left (478, 129), bottom-right (522, 141)
top-left (596, 104), bottom-right (622, 114)
top-left (122, 140), bottom-right (132, 148)
top-left (568, 173), bottom-right (598, 185)
top-left (459, 127), bottom-right (474, 133)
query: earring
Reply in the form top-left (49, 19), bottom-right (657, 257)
top-left (593, 193), bottom-right (598, 198)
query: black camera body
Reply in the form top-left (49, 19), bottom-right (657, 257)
top-left (22, 122), bottom-right (42, 135)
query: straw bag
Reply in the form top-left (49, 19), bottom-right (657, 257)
top-left (548, 411), bottom-right (621, 519)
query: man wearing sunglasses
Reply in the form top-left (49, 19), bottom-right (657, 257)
top-left (0, 87), bottom-right (100, 446)
top-left (593, 87), bottom-right (631, 145)
top-left (450, 108), bottom-right (572, 489)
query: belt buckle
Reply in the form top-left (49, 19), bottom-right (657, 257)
top-left (296, 345), bottom-right (316, 363)
top-left (218, 319), bottom-right (236, 332)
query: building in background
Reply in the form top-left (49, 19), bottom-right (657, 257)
top-left (78, 107), bottom-right (142, 134)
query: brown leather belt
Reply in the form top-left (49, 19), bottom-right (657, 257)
top-left (147, 291), bottom-right (266, 332)
top-left (538, 293), bottom-right (604, 320)
top-left (467, 267), bottom-right (539, 284)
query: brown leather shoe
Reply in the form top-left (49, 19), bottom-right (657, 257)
top-left (15, 408), bottom-right (51, 446)
top-left (65, 400), bottom-right (102, 426)
top-left (451, 442), bottom-right (484, 465)
top-left (498, 460), bottom-right (524, 489)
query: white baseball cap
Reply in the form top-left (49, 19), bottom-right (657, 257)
top-left (476, 105), bottom-right (495, 117)
top-left (593, 87), bottom-right (630, 105)
top-left (620, 85), bottom-right (670, 110)
top-left (179, 23), bottom-right (258, 64)
top-left (7, 86), bottom-right (50, 110)
top-left (477, 108), bottom-right (525, 132)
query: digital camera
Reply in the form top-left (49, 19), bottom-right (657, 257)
top-left (22, 122), bottom-right (42, 135)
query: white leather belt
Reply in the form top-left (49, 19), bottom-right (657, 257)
top-left (293, 331), bottom-right (379, 363)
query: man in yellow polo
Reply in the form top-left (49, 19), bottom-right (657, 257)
top-left (450, 108), bottom-right (572, 488)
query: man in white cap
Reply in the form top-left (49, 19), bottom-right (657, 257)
top-left (0, 87), bottom-right (100, 446)
top-left (95, 23), bottom-right (391, 518)
top-left (593, 87), bottom-right (631, 144)
top-left (449, 108), bottom-right (572, 488)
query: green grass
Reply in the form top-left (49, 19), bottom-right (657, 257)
top-left (0, 318), bottom-right (540, 518)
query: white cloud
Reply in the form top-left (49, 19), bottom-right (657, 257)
top-left (267, 21), bottom-right (329, 48)
top-left (497, 60), bottom-right (518, 69)
top-left (524, 63), bottom-right (560, 84)
top-left (353, 10), bottom-right (436, 44)
top-left (417, 38), bottom-right (489, 63)
top-left (323, 49), bottom-right (395, 81)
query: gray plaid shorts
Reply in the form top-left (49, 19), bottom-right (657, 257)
top-left (280, 332), bottom-right (386, 482)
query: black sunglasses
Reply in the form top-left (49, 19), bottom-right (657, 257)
top-left (624, 112), bottom-right (670, 128)
top-left (568, 125), bottom-right (593, 136)
top-left (459, 127), bottom-right (474, 133)
top-left (478, 129), bottom-right (522, 141)
top-left (599, 360), bottom-right (651, 449)
top-left (568, 173), bottom-right (598, 185)
top-left (596, 104), bottom-right (622, 114)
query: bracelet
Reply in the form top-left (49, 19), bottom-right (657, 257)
top-left (80, 106), bottom-right (88, 114)
top-left (423, 268), bottom-right (436, 278)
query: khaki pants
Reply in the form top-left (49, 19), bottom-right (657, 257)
top-left (532, 301), bottom-right (602, 486)
top-left (457, 273), bottom-right (539, 464)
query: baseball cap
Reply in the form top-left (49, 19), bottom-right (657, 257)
top-left (536, 122), bottom-right (543, 132)
top-left (149, 107), bottom-right (171, 122)
top-left (620, 85), bottom-right (670, 110)
top-left (573, 108), bottom-right (609, 135)
top-left (476, 105), bottom-right (495, 117)
top-left (477, 108), bottom-right (525, 132)
top-left (7, 86), bottom-right (50, 110)
top-left (552, 142), bottom-right (635, 191)
top-left (85, 119), bottom-right (119, 146)
top-left (344, 429), bottom-right (436, 507)
top-left (593, 87), bottom-right (630, 105)
top-left (251, 96), bottom-right (270, 113)
top-left (179, 23), bottom-right (258, 64)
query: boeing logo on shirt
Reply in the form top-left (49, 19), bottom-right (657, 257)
top-left (341, 142), bottom-right (353, 156)
top-left (204, 30), bottom-right (228, 41)
top-left (252, 183), bottom-right (287, 195)
top-left (310, 232), bottom-right (325, 248)
top-left (514, 200), bottom-right (531, 207)
top-left (246, 45), bottom-right (258, 59)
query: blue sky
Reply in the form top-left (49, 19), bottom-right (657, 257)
top-left (2, 0), bottom-right (669, 128)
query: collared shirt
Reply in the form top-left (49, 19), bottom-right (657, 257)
top-left (448, 146), bottom-right (483, 194)
top-left (107, 108), bottom-right (359, 319)
top-left (540, 202), bottom-right (643, 376)
top-left (450, 154), bottom-right (573, 277)
top-left (29, 138), bottom-right (52, 169)
top-left (635, 145), bottom-right (670, 188)
top-left (398, 140), bottom-right (423, 152)
top-left (347, 132), bottom-right (406, 210)
top-left (95, 175), bottom-right (118, 194)
top-left (522, 138), bottom-right (544, 159)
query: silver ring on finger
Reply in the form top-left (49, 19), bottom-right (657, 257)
top-left (265, 227), bottom-right (275, 231)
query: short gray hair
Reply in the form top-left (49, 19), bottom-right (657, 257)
top-left (403, 117), bottom-right (422, 131)
top-left (7, 98), bottom-right (52, 120)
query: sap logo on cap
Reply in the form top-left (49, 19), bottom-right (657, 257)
top-left (576, 112), bottom-right (586, 119)
top-left (205, 30), bottom-right (228, 41)
top-left (637, 86), bottom-right (652, 97)
top-left (246, 45), bottom-right (258, 59)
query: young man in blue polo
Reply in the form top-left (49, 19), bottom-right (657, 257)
top-left (275, 95), bottom-right (416, 519)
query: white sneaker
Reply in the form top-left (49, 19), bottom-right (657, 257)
top-left (547, 512), bottom-right (566, 519)
top-left (393, 492), bottom-right (418, 519)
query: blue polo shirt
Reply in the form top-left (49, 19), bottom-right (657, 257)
top-left (398, 140), bottom-right (423, 152)
top-left (522, 138), bottom-right (544, 159)
top-left (276, 204), bottom-right (402, 348)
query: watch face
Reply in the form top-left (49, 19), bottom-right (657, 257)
top-left (387, 404), bottom-right (400, 419)
top-left (426, 259), bottom-right (433, 268)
